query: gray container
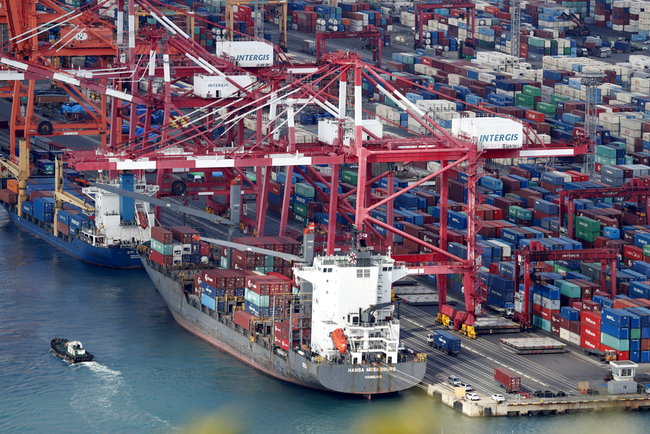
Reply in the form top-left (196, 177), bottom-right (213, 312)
top-left (601, 165), bottom-right (624, 179)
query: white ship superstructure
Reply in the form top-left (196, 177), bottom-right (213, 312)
top-left (295, 250), bottom-right (409, 365)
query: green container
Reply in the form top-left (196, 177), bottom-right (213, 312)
top-left (341, 170), bottom-right (358, 185)
top-left (576, 216), bottom-right (601, 233)
top-left (508, 205), bottom-right (521, 217)
top-left (452, 273), bottom-right (463, 284)
top-left (576, 228), bottom-right (597, 242)
top-left (595, 156), bottom-right (617, 165)
top-left (151, 239), bottom-right (173, 256)
top-left (555, 280), bottom-right (582, 298)
top-left (516, 208), bottom-right (532, 220)
top-left (596, 144), bottom-right (618, 158)
top-left (551, 94), bottom-right (570, 104)
top-left (295, 182), bottom-right (315, 198)
top-left (220, 256), bottom-right (228, 269)
top-left (245, 287), bottom-right (261, 306)
top-left (515, 93), bottom-right (536, 106)
top-left (536, 102), bottom-right (557, 115)
top-left (522, 85), bottom-right (541, 97)
top-left (554, 264), bottom-right (572, 274)
top-left (294, 202), bottom-right (307, 217)
top-left (643, 245), bottom-right (650, 256)
top-left (601, 333), bottom-right (630, 352)
top-left (293, 213), bottom-right (307, 224)
top-left (528, 36), bottom-right (546, 47)
top-left (631, 328), bottom-right (641, 340)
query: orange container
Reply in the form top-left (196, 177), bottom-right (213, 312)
top-left (7, 179), bottom-right (18, 194)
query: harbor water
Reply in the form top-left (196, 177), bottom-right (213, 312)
top-left (1, 207), bottom-right (650, 434)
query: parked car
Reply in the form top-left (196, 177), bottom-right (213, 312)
top-left (491, 394), bottom-right (506, 403)
top-left (447, 375), bottom-right (462, 387)
top-left (466, 392), bottom-right (480, 401)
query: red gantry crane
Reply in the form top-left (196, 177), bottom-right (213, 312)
top-left (0, 0), bottom-right (593, 329)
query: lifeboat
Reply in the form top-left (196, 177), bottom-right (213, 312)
top-left (331, 328), bottom-right (347, 355)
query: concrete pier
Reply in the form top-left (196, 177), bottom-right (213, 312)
top-left (427, 382), bottom-right (650, 417)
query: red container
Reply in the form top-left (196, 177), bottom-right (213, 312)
top-left (581, 310), bottom-right (602, 328)
top-left (581, 335), bottom-right (601, 352)
top-left (494, 367), bottom-right (521, 392)
top-left (57, 221), bottom-right (69, 236)
top-left (551, 323), bottom-right (560, 336)
top-left (582, 324), bottom-right (601, 341)
top-left (150, 250), bottom-right (172, 266)
top-left (0, 189), bottom-right (17, 205)
top-left (151, 226), bottom-right (173, 245)
top-left (170, 226), bottom-right (200, 244)
top-left (582, 300), bottom-right (600, 311)
top-left (525, 110), bottom-right (545, 122)
top-left (234, 310), bottom-right (254, 330)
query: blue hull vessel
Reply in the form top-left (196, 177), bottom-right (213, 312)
top-left (2, 203), bottom-right (141, 268)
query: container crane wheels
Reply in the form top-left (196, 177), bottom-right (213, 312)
top-left (38, 121), bottom-right (53, 136)
top-left (171, 180), bottom-right (187, 196)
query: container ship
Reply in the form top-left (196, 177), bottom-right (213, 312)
top-left (140, 226), bottom-right (427, 396)
top-left (0, 172), bottom-right (157, 268)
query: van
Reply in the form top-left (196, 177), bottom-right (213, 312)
top-left (448, 375), bottom-right (461, 386)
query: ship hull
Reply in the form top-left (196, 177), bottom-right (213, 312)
top-left (142, 257), bottom-right (427, 395)
top-left (1, 203), bottom-right (142, 268)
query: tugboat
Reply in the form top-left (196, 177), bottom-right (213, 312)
top-left (50, 338), bottom-right (94, 363)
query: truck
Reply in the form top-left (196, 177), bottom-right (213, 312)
top-left (584, 348), bottom-right (617, 362)
top-left (489, 302), bottom-right (514, 318)
top-left (494, 367), bottom-right (521, 393)
top-left (427, 330), bottom-right (461, 356)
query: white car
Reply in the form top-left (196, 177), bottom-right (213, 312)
top-left (461, 383), bottom-right (473, 392)
top-left (466, 392), bottom-right (480, 401)
top-left (491, 394), bottom-right (506, 403)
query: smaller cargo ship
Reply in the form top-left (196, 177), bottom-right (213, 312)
top-left (51, 338), bottom-right (94, 363)
top-left (0, 172), bottom-right (158, 268)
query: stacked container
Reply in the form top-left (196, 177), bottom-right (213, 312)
top-left (150, 227), bottom-right (174, 267)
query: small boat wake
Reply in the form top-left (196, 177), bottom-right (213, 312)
top-left (70, 361), bottom-right (176, 431)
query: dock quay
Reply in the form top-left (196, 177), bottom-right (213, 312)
top-left (426, 383), bottom-right (650, 417)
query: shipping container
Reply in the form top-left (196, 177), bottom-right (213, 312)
top-left (494, 367), bottom-right (521, 392)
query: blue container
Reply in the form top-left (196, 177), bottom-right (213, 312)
top-left (488, 274), bottom-right (515, 291)
top-left (560, 306), bottom-right (580, 321)
top-left (594, 295), bottom-right (614, 310)
top-left (244, 299), bottom-right (261, 317)
top-left (600, 321), bottom-right (631, 340)
top-left (33, 197), bottom-right (55, 213)
top-left (201, 293), bottom-right (216, 310)
top-left (21, 201), bottom-right (33, 216)
top-left (630, 281), bottom-right (650, 298)
top-left (201, 282), bottom-right (216, 298)
top-left (534, 199), bottom-right (558, 215)
top-left (601, 308), bottom-right (631, 328)
top-left (430, 330), bottom-right (461, 354)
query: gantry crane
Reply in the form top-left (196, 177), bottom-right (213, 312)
top-left (316, 27), bottom-right (383, 64)
top-left (226, 0), bottom-right (288, 52)
top-left (0, 0), bottom-right (593, 329)
top-left (559, 180), bottom-right (650, 238)
top-left (513, 242), bottom-right (617, 328)
top-left (413, 1), bottom-right (476, 49)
